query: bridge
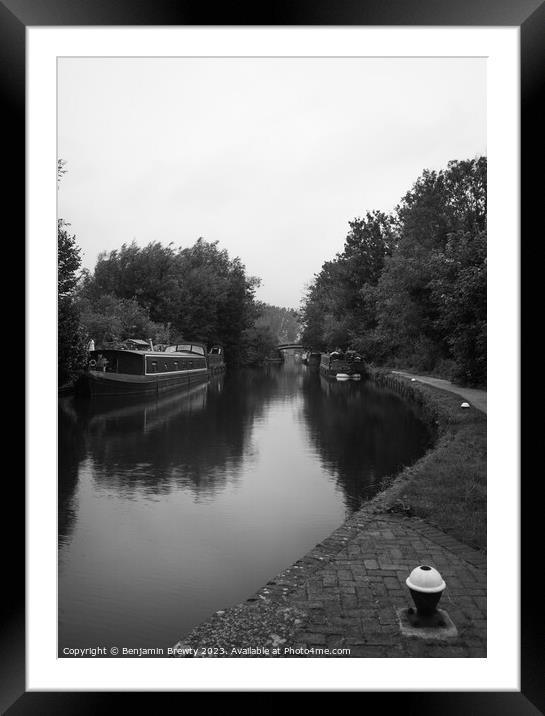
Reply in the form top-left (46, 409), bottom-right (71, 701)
top-left (276, 343), bottom-right (311, 352)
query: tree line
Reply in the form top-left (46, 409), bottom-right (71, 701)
top-left (77, 238), bottom-right (260, 362)
top-left (299, 157), bottom-right (486, 386)
top-left (58, 162), bottom-right (300, 383)
top-left (238, 303), bottom-right (300, 366)
top-left (59, 236), bottom-right (290, 383)
top-left (59, 157), bottom-right (486, 386)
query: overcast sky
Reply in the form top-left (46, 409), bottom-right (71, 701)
top-left (58, 57), bottom-right (486, 308)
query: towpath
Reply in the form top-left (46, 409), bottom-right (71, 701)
top-left (173, 371), bottom-right (487, 659)
top-left (391, 372), bottom-right (487, 413)
top-left (174, 511), bottom-right (486, 658)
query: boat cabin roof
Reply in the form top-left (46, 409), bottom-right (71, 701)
top-left (91, 348), bottom-right (203, 358)
top-left (96, 339), bottom-right (209, 357)
top-left (165, 343), bottom-right (206, 356)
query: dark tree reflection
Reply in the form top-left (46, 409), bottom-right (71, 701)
top-left (58, 361), bottom-right (432, 650)
top-left (301, 373), bottom-right (431, 512)
top-left (59, 369), bottom-right (295, 503)
top-left (58, 398), bottom-right (86, 543)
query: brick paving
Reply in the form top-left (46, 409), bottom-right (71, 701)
top-left (174, 510), bottom-right (486, 658)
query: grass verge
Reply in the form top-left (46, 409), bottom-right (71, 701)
top-left (367, 368), bottom-right (487, 551)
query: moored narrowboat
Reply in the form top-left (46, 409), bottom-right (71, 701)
top-left (76, 341), bottom-right (222, 397)
top-left (206, 344), bottom-right (226, 374)
top-left (301, 350), bottom-right (321, 366)
top-left (165, 342), bottom-right (226, 375)
top-left (319, 349), bottom-right (367, 380)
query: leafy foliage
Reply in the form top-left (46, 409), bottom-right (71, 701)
top-left (58, 220), bottom-right (82, 297)
top-left (77, 294), bottom-right (170, 346)
top-left (301, 210), bottom-right (395, 352)
top-left (300, 158), bottom-right (487, 385)
top-left (239, 325), bottom-right (278, 366)
top-left (58, 219), bottom-right (87, 384)
top-left (430, 229), bottom-right (487, 385)
top-left (254, 303), bottom-right (300, 344)
top-left (78, 238), bottom-right (260, 365)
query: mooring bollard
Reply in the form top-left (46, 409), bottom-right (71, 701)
top-left (397, 565), bottom-right (458, 637)
top-left (406, 565), bottom-right (446, 616)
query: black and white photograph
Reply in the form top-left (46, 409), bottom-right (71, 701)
top-left (57, 54), bottom-right (488, 660)
top-left (10, 8), bottom-right (533, 704)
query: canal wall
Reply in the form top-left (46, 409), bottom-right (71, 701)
top-left (368, 367), bottom-right (441, 437)
top-left (362, 367), bottom-right (486, 534)
top-left (173, 368), bottom-right (487, 658)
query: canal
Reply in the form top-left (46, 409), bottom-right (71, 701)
top-left (58, 358), bottom-right (431, 654)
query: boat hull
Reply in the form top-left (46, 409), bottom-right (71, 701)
top-left (207, 354), bottom-right (226, 374)
top-left (76, 368), bottom-right (210, 397)
top-left (319, 354), bottom-right (367, 380)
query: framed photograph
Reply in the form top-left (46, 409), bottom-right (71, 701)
top-left (7, 0), bottom-right (536, 709)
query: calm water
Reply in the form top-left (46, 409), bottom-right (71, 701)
top-left (58, 359), bottom-right (430, 653)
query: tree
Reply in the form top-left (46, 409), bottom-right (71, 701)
top-left (78, 294), bottom-right (170, 346)
top-left (300, 211), bottom-right (394, 352)
top-left (372, 157), bottom-right (487, 375)
top-left (430, 229), bottom-right (487, 385)
top-left (58, 219), bottom-right (87, 384)
top-left (254, 303), bottom-right (300, 344)
top-left (240, 325), bottom-right (278, 366)
top-left (58, 220), bottom-right (82, 297)
top-left (299, 156), bottom-right (487, 384)
top-left (80, 237), bottom-right (260, 365)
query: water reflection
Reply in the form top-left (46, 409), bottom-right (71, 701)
top-left (59, 372), bottom-right (274, 507)
top-left (302, 374), bottom-right (431, 511)
top-left (58, 361), bottom-right (430, 651)
top-left (58, 399), bottom-right (86, 543)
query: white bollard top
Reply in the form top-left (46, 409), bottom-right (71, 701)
top-left (461, 402), bottom-right (471, 409)
top-left (406, 565), bottom-right (446, 593)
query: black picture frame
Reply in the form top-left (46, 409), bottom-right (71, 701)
top-left (7, 0), bottom-right (537, 710)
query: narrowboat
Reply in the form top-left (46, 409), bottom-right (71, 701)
top-left (76, 341), bottom-right (224, 397)
top-left (319, 349), bottom-right (367, 380)
top-left (207, 344), bottom-right (226, 374)
top-left (301, 350), bottom-right (321, 366)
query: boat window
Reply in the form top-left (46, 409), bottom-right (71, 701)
top-left (151, 361), bottom-right (157, 372)
top-left (174, 361), bottom-right (179, 369)
top-left (165, 343), bottom-right (205, 355)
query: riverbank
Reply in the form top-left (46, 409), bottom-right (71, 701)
top-left (173, 368), bottom-right (487, 657)
top-left (368, 368), bottom-right (487, 550)
top-left (390, 370), bottom-right (487, 413)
